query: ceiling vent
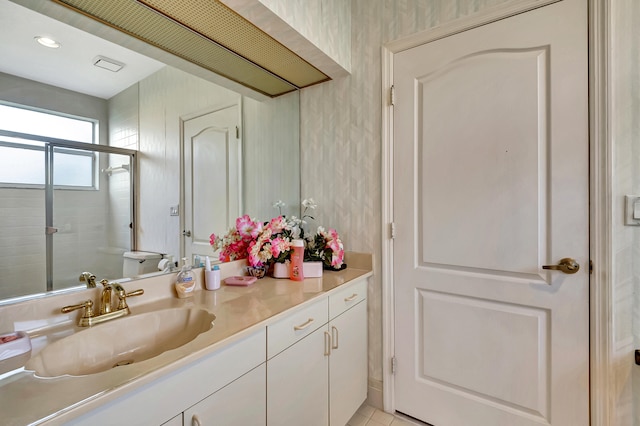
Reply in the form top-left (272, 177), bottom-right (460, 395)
top-left (52, 0), bottom-right (330, 97)
top-left (93, 55), bottom-right (124, 72)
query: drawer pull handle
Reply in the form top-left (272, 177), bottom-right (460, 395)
top-left (324, 331), bottom-right (331, 356)
top-left (294, 318), bottom-right (314, 331)
top-left (192, 414), bottom-right (202, 426)
top-left (331, 326), bottom-right (339, 350)
top-left (344, 293), bottom-right (358, 302)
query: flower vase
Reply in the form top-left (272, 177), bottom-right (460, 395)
top-left (303, 261), bottom-right (323, 278)
top-left (246, 265), bottom-right (267, 279)
top-left (272, 261), bottom-right (290, 279)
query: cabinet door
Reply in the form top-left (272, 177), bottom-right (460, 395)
top-left (267, 326), bottom-right (329, 426)
top-left (184, 364), bottom-right (266, 426)
top-left (329, 300), bottom-right (368, 426)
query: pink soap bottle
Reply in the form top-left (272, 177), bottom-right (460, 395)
top-left (289, 239), bottom-right (304, 281)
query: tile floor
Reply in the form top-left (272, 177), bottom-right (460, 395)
top-left (347, 403), bottom-right (426, 426)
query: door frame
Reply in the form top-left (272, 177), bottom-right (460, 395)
top-left (380, 0), bottom-right (612, 423)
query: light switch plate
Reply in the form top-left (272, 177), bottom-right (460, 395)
top-left (624, 196), bottom-right (640, 226)
top-left (169, 205), bottom-right (179, 216)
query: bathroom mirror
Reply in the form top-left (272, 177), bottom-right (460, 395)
top-left (0, 0), bottom-right (301, 302)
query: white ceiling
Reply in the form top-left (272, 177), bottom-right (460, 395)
top-left (0, 0), bottom-right (165, 99)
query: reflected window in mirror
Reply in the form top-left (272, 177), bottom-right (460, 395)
top-left (0, 101), bottom-right (135, 301)
top-left (0, 103), bottom-right (97, 187)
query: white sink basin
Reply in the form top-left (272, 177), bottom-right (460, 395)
top-left (25, 308), bottom-right (215, 377)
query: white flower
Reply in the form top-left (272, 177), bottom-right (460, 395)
top-left (302, 198), bottom-right (317, 210)
top-left (272, 200), bottom-right (286, 209)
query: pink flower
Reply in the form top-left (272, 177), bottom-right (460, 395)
top-left (236, 215), bottom-right (262, 241)
top-left (270, 237), bottom-right (291, 258)
top-left (266, 216), bottom-right (286, 234)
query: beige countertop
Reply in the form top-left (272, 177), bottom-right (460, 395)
top-left (0, 253), bottom-right (372, 426)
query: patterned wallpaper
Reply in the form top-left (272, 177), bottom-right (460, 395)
top-left (299, 0), bottom-right (519, 388)
top-left (611, 0), bottom-right (640, 424)
top-left (259, 0), bottom-right (352, 73)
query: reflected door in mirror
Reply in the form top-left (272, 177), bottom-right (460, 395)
top-left (183, 105), bottom-right (241, 263)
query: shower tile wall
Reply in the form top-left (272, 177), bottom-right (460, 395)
top-left (107, 84), bottom-right (139, 276)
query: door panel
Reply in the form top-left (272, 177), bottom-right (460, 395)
top-left (393, 1), bottom-right (589, 425)
top-left (418, 48), bottom-right (548, 278)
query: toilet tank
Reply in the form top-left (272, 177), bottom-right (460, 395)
top-left (123, 251), bottom-right (162, 277)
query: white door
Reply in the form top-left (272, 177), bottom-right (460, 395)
top-left (393, 1), bottom-right (589, 425)
top-left (183, 105), bottom-right (241, 263)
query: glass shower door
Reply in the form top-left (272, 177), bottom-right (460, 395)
top-left (51, 148), bottom-right (132, 290)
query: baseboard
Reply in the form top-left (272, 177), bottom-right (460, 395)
top-left (367, 379), bottom-right (384, 410)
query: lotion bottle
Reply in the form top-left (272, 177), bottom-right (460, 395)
top-left (289, 239), bottom-right (304, 281)
top-left (175, 257), bottom-right (196, 298)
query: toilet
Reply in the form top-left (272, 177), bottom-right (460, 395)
top-left (122, 251), bottom-right (163, 277)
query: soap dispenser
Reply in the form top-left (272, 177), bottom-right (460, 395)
top-left (175, 257), bottom-right (196, 298)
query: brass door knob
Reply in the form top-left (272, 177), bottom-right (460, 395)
top-left (542, 258), bottom-right (580, 274)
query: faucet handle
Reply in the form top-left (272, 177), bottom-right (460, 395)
top-left (113, 285), bottom-right (144, 310)
top-left (61, 300), bottom-right (94, 319)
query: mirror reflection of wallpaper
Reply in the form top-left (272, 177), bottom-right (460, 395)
top-left (299, 0), bottom-right (534, 400)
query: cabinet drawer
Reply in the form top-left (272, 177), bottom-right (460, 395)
top-left (329, 278), bottom-right (367, 319)
top-left (267, 298), bottom-right (328, 359)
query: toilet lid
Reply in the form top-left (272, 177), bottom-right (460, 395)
top-left (123, 251), bottom-right (162, 260)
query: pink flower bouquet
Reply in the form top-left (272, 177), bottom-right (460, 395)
top-left (304, 226), bottom-right (345, 270)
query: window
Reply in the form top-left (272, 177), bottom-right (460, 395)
top-left (0, 103), bottom-right (98, 188)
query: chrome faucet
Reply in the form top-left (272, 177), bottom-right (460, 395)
top-left (62, 279), bottom-right (144, 327)
top-left (79, 271), bottom-right (97, 288)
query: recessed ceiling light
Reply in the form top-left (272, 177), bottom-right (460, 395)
top-left (35, 36), bottom-right (61, 49)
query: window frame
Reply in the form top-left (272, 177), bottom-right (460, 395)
top-left (0, 102), bottom-right (99, 190)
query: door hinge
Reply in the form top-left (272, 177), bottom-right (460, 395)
top-left (589, 259), bottom-right (593, 274)
top-left (390, 222), bottom-right (396, 239)
top-left (236, 126), bottom-right (240, 139)
top-left (389, 85), bottom-right (395, 106)
top-left (391, 356), bottom-right (397, 374)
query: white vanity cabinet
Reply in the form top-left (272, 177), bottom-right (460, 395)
top-left (183, 364), bottom-right (266, 426)
top-left (266, 278), bottom-right (368, 426)
top-left (58, 276), bottom-right (368, 426)
top-left (328, 280), bottom-right (368, 426)
top-left (67, 329), bottom-right (266, 426)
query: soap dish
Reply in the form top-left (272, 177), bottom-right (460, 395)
top-left (0, 331), bottom-right (31, 374)
top-left (225, 276), bottom-right (258, 286)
